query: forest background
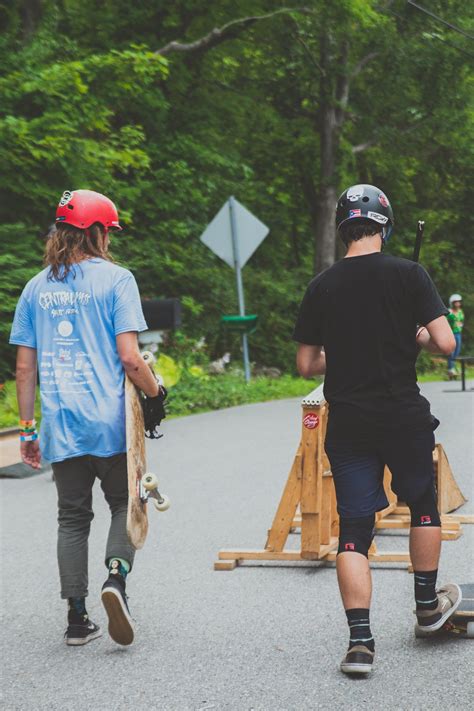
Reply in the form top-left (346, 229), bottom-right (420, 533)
top-left (1, 0), bottom-right (473, 385)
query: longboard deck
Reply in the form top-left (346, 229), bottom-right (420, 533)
top-left (415, 584), bottom-right (474, 638)
top-left (125, 373), bottom-right (148, 549)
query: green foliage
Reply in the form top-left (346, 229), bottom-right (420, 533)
top-left (1, 0), bottom-right (473, 382)
top-left (166, 371), bottom-right (316, 417)
top-left (0, 380), bottom-right (41, 428)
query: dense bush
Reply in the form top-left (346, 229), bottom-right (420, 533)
top-left (1, 2), bottom-right (472, 381)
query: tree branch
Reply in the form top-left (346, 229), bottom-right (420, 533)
top-left (351, 139), bottom-right (378, 154)
top-left (351, 115), bottom-right (432, 154)
top-left (155, 7), bottom-right (315, 56)
top-left (350, 51), bottom-right (379, 79)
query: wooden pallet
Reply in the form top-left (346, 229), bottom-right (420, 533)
top-left (215, 385), bottom-right (472, 571)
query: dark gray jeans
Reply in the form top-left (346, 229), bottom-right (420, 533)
top-left (52, 453), bottom-right (135, 599)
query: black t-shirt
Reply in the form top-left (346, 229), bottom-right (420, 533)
top-left (293, 253), bottom-right (448, 441)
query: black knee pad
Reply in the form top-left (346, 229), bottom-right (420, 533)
top-left (337, 514), bottom-right (375, 558)
top-left (408, 483), bottom-right (441, 527)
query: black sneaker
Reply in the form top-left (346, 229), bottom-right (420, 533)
top-left (340, 645), bottom-right (374, 675)
top-left (65, 614), bottom-right (102, 646)
top-left (101, 575), bottom-right (134, 646)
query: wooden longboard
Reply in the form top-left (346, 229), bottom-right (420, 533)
top-left (415, 584), bottom-right (474, 638)
top-left (125, 368), bottom-right (149, 549)
top-left (125, 352), bottom-right (170, 549)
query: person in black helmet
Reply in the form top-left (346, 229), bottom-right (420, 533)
top-left (293, 184), bottom-right (461, 676)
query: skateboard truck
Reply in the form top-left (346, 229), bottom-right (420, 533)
top-left (141, 473), bottom-right (171, 512)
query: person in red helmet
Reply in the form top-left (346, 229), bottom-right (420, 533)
top-left (10, 189), bottom-right (166, 647)
top-left (293, 184), bottom-right (460, 675)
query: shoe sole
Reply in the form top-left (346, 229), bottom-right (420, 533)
top-left (66, 628), bottom-right (102, 646)
top-left (101, 588), bottom-right (134, 646)
top-left (340, 662), bottom-right (373, 675)
top-left (416, 583), bottom-right (462, 633)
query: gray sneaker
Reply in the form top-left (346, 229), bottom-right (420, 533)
top-left (340, 645), bottom-right (374, 675)
top-left (415, 583), bottom-right (462, 633)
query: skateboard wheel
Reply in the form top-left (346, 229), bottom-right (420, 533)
top-left (154, 494), bottom-right (170, 512)
top-left (141, 351), bottom-right (156, 368)
top-left (142, 473), bottom-right (158, 491)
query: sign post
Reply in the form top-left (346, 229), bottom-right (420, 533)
top-left (200, 197), bottom-right (269, 382)
top-left (229, 196), bottom-right (251, 381)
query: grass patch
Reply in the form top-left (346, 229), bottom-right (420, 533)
top-left (1, 360), bottom-right (472, 429)
top-left (166, 372), bottom-right (318, 418)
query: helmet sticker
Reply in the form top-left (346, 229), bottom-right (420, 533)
top-left (349, 209), bottom-right (361, 218)
top-left (347, 185), bottom-right (365, 202)
top-left (367, 211), bottom-right (388, 224)
top-left (59, 190), bottom-right (74, 206)
top-left (378, 193), bottom-right (389, 208)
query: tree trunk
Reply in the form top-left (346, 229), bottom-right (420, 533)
top-left (21, 0), bottom-right (42, 39)
top-left (314, 34), bottom-right (338, 275)
top-left (314, 184), bottom-right (337, 274)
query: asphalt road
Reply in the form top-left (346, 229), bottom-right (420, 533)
top-left (1, 381), bottom-right (473, 711)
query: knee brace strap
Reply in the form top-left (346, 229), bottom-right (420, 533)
top-left (337, 515), bottom-right (375, 558)
top-left (408, 483), bottom-right (441, 527)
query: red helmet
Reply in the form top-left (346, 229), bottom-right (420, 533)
top-left (55, 189), bottom-right (122, 231)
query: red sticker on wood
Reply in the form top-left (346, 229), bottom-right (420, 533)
top-left (303, 413), bottom-right (319, 429)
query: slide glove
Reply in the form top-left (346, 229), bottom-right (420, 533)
top-left (142, 385), bottom-right (167, 439)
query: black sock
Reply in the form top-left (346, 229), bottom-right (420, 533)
top-left (67, 597), bottom-right (87, 623)
top-left (414, 569), bottom-right (438, 611)
top-left (345, 608), bottom-right (374, 652)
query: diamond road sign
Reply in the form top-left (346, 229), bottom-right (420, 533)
top-left (200, 198), bottom-right (269, 269)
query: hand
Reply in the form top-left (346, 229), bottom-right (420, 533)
top-left (141, 386), bottom-right (167, 439)
top-left (20, 439), bottom-right (42, 469)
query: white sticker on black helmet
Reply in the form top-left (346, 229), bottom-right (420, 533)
top-left (367, 211), bottom-right (388, 224)
top-left (346, 185), bottom-right (365, 202)
top-left (59, 190), bottom-right (73, 206)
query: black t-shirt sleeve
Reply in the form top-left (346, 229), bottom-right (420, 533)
top-left (411, 264), bottom-right (448, 325)
top-left (293, 283), bottom-right (324, 345)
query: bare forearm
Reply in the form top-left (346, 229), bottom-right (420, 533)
top-left (416, 327), bottom-right (453, 355)
top-left (420, 338), bottom-right (444, 354)
top-left (123, 356), bottom-right (159, 397)
top-left (16, 367), bottom-right (37, 419)
top-left (297, 349), bottom-right (326, 378)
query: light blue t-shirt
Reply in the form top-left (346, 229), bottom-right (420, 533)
top-left (10, 259), bottom-right (147, 463)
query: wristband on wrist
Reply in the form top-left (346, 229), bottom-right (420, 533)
top-left (20, 431), bottom-right (38, 442)
top-left (19, 418), bottom-right (38, 442)
top-left (416, 326), bottom-right (426, 338)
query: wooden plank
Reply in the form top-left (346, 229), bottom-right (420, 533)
top-left (320, 473), bottom-right (333, 545)
top-left (300, 407), bottom-right (320, 514)
top-left (436, 444), bottom-right (467, 514)
top-left (214, 560), bottom-right (237, 570)
top-left (441, 529), bottom-right (462, 541)
top-left (265, 450), bottom-right (302, 552)
top-left (218, 549), bottom-right (306, 561)
top-left (394, 506), bottom-right (410, 515)
top-left (376, 518), bottom-right (410, 529)
top-left (327, 550), bottom-right (411, 563)
top-left (449, 514), bottom-right (474, 524)
top-left (301, 513), bottom-right (320, 556)
top-left (376, 516), bottom-right (461, 532)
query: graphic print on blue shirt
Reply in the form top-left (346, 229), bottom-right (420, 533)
top-left (10, 259), bottom-right (148, 463)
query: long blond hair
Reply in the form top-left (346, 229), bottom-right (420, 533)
top-left (44, 223), bottom-right (113, 281)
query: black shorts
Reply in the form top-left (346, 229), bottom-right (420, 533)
top-left (325, 428), bottom-right (437, 518)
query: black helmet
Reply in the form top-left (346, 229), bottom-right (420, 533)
top-left (335, 184), bottom-right (394, 243)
